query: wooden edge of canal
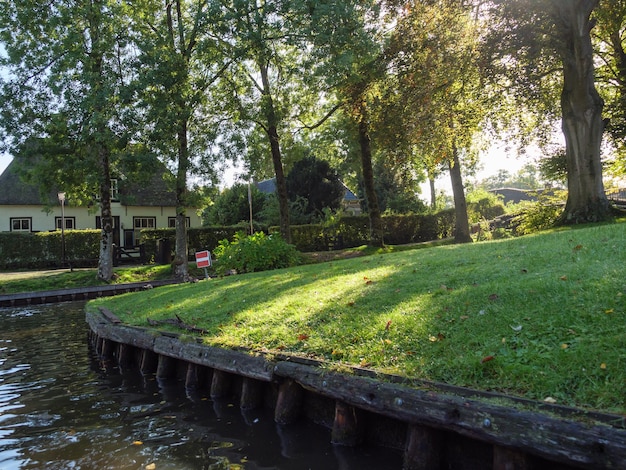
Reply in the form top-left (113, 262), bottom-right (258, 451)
top-left (86, 306), bottom-right (626, 470)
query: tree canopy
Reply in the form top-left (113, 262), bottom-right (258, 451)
top-left (1, 0), bottom-right (623, 254)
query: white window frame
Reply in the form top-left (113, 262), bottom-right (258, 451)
top-left (10, 217), bottom-right (32, 232)
top-left (134, 217), bottom-right (156, 229)
top-left (55, 217), bottom-right (75, 230)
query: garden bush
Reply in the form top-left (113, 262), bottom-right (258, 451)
top-left (213, 232), bottom-right (301, 275)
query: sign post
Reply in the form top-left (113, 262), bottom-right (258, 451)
top-left (195, 250), bottom-right (212, 280)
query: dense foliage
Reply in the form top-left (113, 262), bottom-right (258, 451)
top-left (0, 230), bottom-right (100, 270)
top-left (1, 0), bottom-right (624, 256)
top-left (212, 232), bottom-right (301, 275)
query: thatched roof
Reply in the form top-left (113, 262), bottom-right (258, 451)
top-left (0, 158), bottom-right (178, 207)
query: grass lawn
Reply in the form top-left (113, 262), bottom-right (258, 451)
top-left (85, 221), bottom-right (626, 415)
top-left (0, 265), bottom-right (175, 294)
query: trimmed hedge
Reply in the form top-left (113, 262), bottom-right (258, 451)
top-left (0, 230), bottom-right (100, 270)
top-left (0, 211), bottom-right (455, 269)
top-left (282, 210), bottom-right (456, 252)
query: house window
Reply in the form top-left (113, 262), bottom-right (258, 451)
top-left (111, 179), bottom-right (119, 201)
top-left (10, 218), bottom-right (31, 232)
top-left (95, 179), bottom-right (120, 201)
top-left (168, 217), bottom-right (190, 228)
top-left (134, 217), bottom-right (156, 229)
top-left (55, 217), bottom-right (75, 230)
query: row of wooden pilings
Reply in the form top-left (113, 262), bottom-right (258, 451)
top-left (86, 307), bottom-right (626, 470)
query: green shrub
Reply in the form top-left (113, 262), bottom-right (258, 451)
top-left (512, 190), bottom-right (567, 235)
top-left (213, 232), bottom-right (301, 275)
top-left (466, 189), bottom-right (507, 223)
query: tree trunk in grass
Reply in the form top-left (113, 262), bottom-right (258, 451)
top-left (357, 100), bottom-right (384, 248)
top-left (448, 145), bottom-right (472, 244)
top-left (551, 0), bottom-right (611, 224)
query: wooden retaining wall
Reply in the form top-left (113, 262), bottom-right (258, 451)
top-left (86, 307), bottom-right (626, 470)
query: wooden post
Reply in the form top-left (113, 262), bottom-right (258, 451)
top-left (274, 379), bottom-right (303, 425)
top-left (210, 369), bottom-right (232, 398)
top-left (403, 424), bottom-right (443, 470)
top-left (331, 401), bottom-right (364, 446)
top-left (116, 343), bottom-right (135, 367)
top-left (156, 355), bottom-right (177, 379)
top-left (240, 377), bottom-right (264, 410)
top-left (100, 338), bottom-right (115, 359)
top-left (95, 336), bottom-right (104, 355)
top-left (185, 363), bottom-right (206, 391)
top-left (493, 446), bottom-right (532, 470)
top-left (140, 349), bottom-right (158, 375)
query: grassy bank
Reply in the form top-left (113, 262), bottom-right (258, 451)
top-left (0, 265), bottom-right (175, 294)
top-left (85, 221), bottom-right (626, 415)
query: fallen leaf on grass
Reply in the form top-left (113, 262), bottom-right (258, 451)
top-left (605, 309), bottom-right (614, 314)
top-left (561, 343), bottom-right (568, 349)
top-left (560, 275), bottom-right (568, 281)
top-left (600, 363), bottom-right (607, 370)
top-left (297, 334), bottom-right (309, 341)
top-left (488, 293), bottom-right (499, 301)
top-left (428, 333), bottom-right (445, 342)
top-left (481, 355), bottom-right (494, 363)
top-left (132, 440), bottom-right (143, 446)
top-left (385, 320), bottom-right (392, 331)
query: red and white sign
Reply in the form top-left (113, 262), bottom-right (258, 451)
top-left (195, 250), bottom-right (212, 268)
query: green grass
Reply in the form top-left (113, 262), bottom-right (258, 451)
top-left (0, 265), bottom-right (175, 294)
top-left (83, 222), bottom-right (626, 415)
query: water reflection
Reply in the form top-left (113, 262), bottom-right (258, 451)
top-left (0, 302), bottom-right (402, 469)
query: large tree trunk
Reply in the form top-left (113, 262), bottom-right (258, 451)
top-left (357, 102), bottom-right (384, 247)
top-left (448, 146), bottom-right (472, 244)
top-left (173, 119), bottom-right (191, 282)
top-left (552, 0), bottom-right (610, 223)
top-left (259, 61), bottom-right (291, 243)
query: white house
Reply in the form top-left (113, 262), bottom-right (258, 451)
top-left (0, 159), bottom-right (202, 249)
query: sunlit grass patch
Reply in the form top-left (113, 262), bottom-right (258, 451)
top-left (87, 221), bottom-right (626, 414)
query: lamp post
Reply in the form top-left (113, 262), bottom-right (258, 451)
top-left (58, 192), bottom-right (66, 267)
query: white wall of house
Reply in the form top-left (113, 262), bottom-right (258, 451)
top-left (0, 202), bottom-right (202, 246)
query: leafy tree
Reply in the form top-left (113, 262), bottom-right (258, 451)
top-left (285, 156), bottom-right (344, 222)
top-left (478, 163), bottom-right (542, 190)
top-left (0, 0), bottom-right (131, 280)
top-left (594, 0), bottom-right (626, 165)
top-left (486, 0), bottom-right (611, 224)
top-left (382, 0), bottom-right (487, 243)
top-left (307, 0), bottom-right (386, 246)
top-left (218, 0), bottom-right (317, 243)
top-left (366, 158), bottom-right (426, 214)
top-left (130, 0), bottom-right (228, 281)
top-left (206, 183), bottom-right (266, 226)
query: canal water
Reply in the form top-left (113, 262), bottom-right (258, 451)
top-left (0, 301), bottom-right (403, 469)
